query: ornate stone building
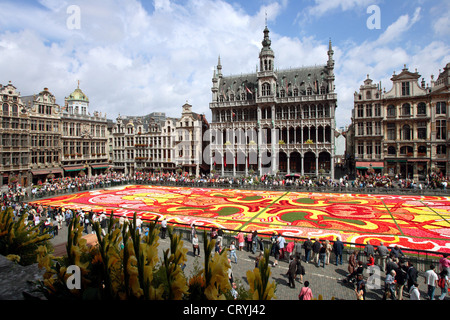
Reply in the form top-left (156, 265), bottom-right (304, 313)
top-left (0, 82), bottom-right (30, 186)
top-left (22, 88), bottom-right (63, 183)
top-left (112, 112), bottom-right (177, 175)
top-left (352, 63), bottom-right (449, 180)
top-left (175, 102), bottom-right (209, 176)
top-left (60, 84), bottom-right (109, 177)
top-left (209, 26), bottom-right (337, 177)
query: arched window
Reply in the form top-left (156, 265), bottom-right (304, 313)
top-left (262, 83), bottom-right (271, 96)
top-left (2, 103), bottom-right (9, 116)
top-left (402, 103), bottom-right (411, 116)
top-left (387, 105), bottom-right (396, 117)
top-left (388, 146), bottom-right (396, 155)
top-left (417, 102), bottom-right (426, 115)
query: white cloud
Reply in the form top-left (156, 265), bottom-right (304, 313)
top-left (306, 0), bottom-right (375, 17)
top-left (0, 0), bottom-right (448, 131)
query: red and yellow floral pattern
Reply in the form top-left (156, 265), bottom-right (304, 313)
top-left (30, 185), bottom-right (450, 253)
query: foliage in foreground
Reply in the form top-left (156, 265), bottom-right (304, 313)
top-left (0, 207), bottom-right (52, 266)
top-left (35, 212), bottom-right (277, 300)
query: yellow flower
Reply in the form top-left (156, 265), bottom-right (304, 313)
top-left (6, 254), bottom-right (20, 263)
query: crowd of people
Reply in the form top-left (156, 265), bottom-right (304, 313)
top-left (1, 169), bottom-right (449, 204)
top-left (1, 170), bottom-right (450, 300)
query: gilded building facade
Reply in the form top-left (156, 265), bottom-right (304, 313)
top-left (209, 26), bottom-right (337, 177)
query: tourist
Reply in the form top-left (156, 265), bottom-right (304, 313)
top-left (277, 234), bottom-right (286, 260)
top-left (161, 217), bottom-right (168, 239)
top-left (312, 238), bottom-right (321, 266)
top-left (303, 237), bottom-right (313, 263)
top-left (406, 261), bottom-right (419, 292)
top-left (192, 234), bottom-right (200, 257)
top-left (332, 237), bottom-right (344, 266)
top-left (324, 239), bottom-right (332, 265)
top-left (298, 281), bottom-right (313, 300)
top-left (286, 255), bottom-right (297, 288)
top-left (229, 240), bottom-right (237, 263)
top-left (364, 240), bottom-right (375, 257)
top-left (384, 270), bottom-right (396, 300)
top-left (439, 253), bottom-right (450, 275)
top-left (424, 264), bottom-right (439, 300)
top-left (236, 231), bottom-right (244, 251)
top-left (318, 241), bottom-right (327, 268)
top-left (375, 242), bottom-right (389, 272)
top-left (437, 269), bottom-right (449, 300)
top-left (390, 245), bottom-right (405, 260)
top-left (409, 282), bottom-right (420, 300)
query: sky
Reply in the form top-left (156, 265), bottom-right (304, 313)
top-left (0, 0), bottom-right (449, 128)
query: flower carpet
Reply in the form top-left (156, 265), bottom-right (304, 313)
top-left (29, 185), bottom-right (450, 253)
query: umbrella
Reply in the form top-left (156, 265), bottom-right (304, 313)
top-left (285, 173), bottom-right (300, 178)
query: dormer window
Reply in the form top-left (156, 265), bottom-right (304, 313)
top-left (401, 82), bottom-right (410, 96)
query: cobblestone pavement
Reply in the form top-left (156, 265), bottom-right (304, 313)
top-left (50, 224), bottom-right (443, 301)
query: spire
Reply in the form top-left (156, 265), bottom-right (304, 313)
top-left (327, 38), bottom-right (334, 69)
top-left (217, 55), bottom-right (222, 78)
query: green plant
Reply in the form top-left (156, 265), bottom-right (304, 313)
top-left (0, 207), bottom-right (52, 266)
top-left (35, 212), bottom-right (264, 300)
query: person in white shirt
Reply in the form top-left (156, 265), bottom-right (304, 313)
top-left (409, 282), bottom-right (420, 300)
top-left (424, 264), bottom-right (439, 300)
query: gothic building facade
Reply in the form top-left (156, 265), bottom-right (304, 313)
top-left (209, 26), bottom-right (338, 177)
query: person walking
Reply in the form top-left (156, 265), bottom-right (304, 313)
top-left (333, 237), bottom-right (344, 266)
top-left (324, 239), bottom-right (332, 265)
top-left (236, 231), bottom-right (245, 251)
top-left (160, 217), bottom-right (168, 239)
top-left (375, 242), bottom-right (389, 272)
top-left (192, 233), bottom-right (200, 257)
top-left (298, 281), bottom-right (313, 300)
top-left (312, 238), bottom-right (321, 266)
top-left (286, 255), bottom-right (297, 289)
top-left (318, 242), bottom-right (327, 268)
top-left (295, 253), bottom-right (305, 284)
top-left (406, 260), bottom-right (418, 292)
top-left (302, 237), bottom-right (313, 263)
top-left (424, 264), bottom-right (439, 300)
top-left (438, 269), bottom-right (449, 300)
top-left (229, 240), bottom-right (238, 264)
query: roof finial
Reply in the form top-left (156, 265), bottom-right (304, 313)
top-left (77, 80), bottom-right (80, 89)
top-left (265, 11), bottom-right (268, 27)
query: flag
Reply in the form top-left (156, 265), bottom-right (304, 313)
top-left (245, 86), bottom-right (253, 95)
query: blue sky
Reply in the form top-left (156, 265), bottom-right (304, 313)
top-left (0, 0), bottom-right (449, 128)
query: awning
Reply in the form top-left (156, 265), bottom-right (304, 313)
top-left (355, 161), bottom-right (384, 169)
top-left (63, 165), bottom-right (86, 172)
top-left (91, 163), bottom-right (110, 169)
top-left (407, 159), bottom-right (429, 162)
top-left (31, 168), bottom-right (63, 175)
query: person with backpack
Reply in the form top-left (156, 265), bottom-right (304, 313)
top-left (437, 269), bottom-right (449, 300)
top-left (303, 237), bottom-right (313, 263)
top-left (395, 261), bottom-right (408, 300)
